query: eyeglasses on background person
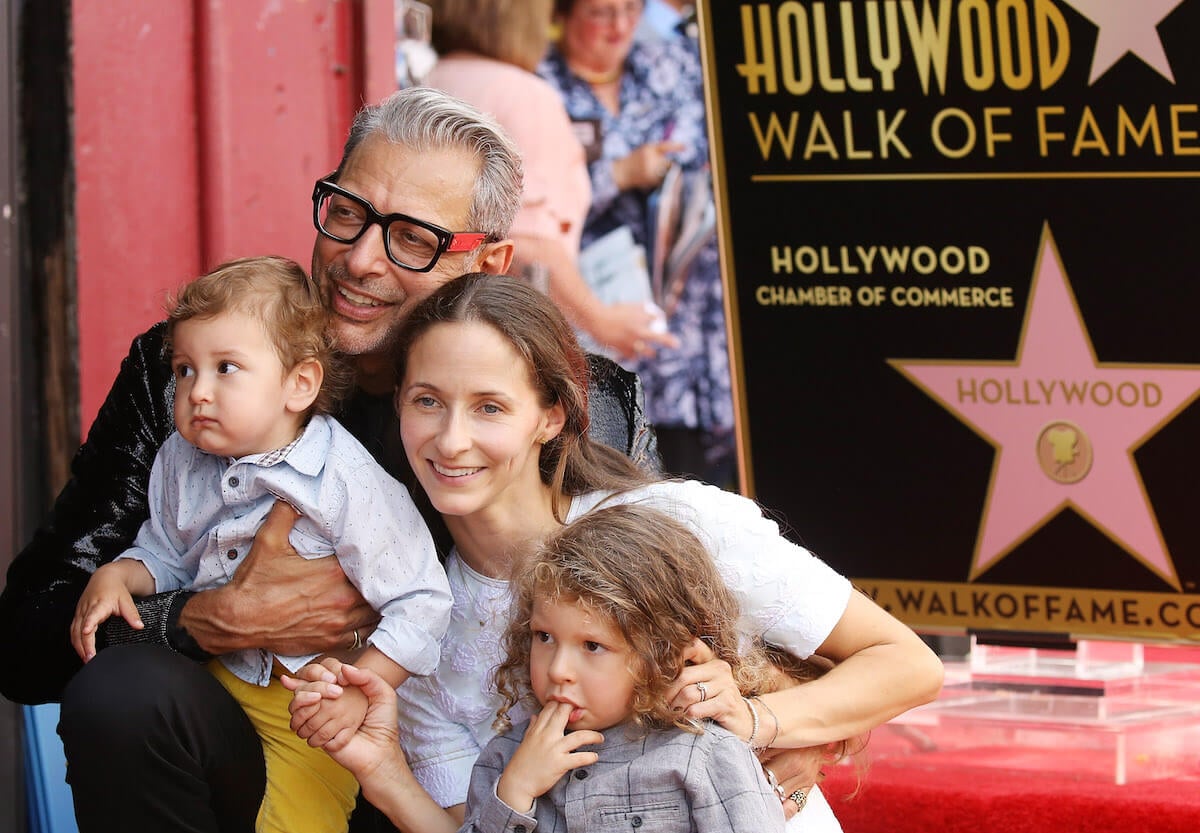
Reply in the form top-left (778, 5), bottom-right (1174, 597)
top-left (580, 0), bottom-right (643, 26)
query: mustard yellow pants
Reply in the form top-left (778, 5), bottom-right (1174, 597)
top-left (209, 660), bottom-right (359, 833)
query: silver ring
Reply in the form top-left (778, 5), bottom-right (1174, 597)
top-left (695, 681), bottom-right (708, 702)
top-left (789, 789), bottom-right (808, 811)
top-left (350, 629), bottom-right (362, 651)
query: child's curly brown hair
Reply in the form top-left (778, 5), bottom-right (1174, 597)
top-left (493, 502), bottom-right (774, 735)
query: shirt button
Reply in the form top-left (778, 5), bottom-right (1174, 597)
top-left (573, 769), bottom-right (588, 780)
top-left (228, 476), bottom-right (239, 487)
top-left (631, 817), bottom-right (643, 828)
top-left (227, 549), bottom-right (238, 560)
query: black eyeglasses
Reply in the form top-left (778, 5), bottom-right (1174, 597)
top-left (312, 177), bottom-right (487, 273)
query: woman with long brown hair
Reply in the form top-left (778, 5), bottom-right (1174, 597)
top-left (285, 274), bottom-right (943, 832)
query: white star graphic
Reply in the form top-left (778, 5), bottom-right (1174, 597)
top-left (1061, 0), bottom-right (1187, 84)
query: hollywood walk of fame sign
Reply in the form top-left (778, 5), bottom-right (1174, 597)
top-left (697, 0), bottom-right (1200, 641)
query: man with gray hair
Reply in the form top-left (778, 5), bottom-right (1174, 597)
top-left (0, 86), bottom-right (655, 833)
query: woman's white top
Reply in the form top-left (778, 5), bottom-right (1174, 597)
top-left (393, 479), bottom-right (852, 830)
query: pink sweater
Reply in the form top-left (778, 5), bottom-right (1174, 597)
top-left (426, 53), bottom-right (591, 254)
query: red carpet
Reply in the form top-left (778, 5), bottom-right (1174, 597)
top-left (822, 647), bottom-right (1200, 831)
top-left (824, 758), bottom-right (1200, 832)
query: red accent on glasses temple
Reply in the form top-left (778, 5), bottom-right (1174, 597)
top-left (446, 233), bottom-right (487, 252)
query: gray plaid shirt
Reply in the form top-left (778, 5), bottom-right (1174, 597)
top-left (460, 718), bottom-right (785, 833)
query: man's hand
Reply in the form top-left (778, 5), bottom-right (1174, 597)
top-left (179, 501), bottom-right (379, 656)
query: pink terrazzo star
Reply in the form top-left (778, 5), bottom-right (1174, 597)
top-left (890, 224), bottom-right (1200, 589)
top-left (1062, 0), bottom-right (1188, 84)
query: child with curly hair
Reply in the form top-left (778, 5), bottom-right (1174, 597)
top-left (461, 501), bottom-right (786, 833)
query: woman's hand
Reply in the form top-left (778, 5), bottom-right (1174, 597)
top-left (293, 683), bottom-right (369, 750)
top-left (281, 661), bottom-right (401, 784)
top-left (284, 662), bottom-right (463, 833)
top-left (613, 141), bottom-right (685, 191)
top-left (665, 638), bottom-right (756, 740)
top-left (666, 639), bottom-right (828, 820)
top-left (281, 657), bottom-right (345, 730)
top-left (590, 301), bottom-right (679, 360)
top-left (759, 745), bottom-right (825, 820)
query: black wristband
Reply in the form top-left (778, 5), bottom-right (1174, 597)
top-left (165, 590), bottom-right (215, 662)
top-left (102, 588), bottom-right (184, 652)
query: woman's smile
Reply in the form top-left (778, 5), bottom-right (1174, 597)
top-left (430, 461), bottom-right (483, 479)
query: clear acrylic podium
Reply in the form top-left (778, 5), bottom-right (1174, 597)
top-left (871, 638), bottom-right (1200, 784)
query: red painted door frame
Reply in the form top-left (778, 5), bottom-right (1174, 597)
top-left (72, 0), bottom-right (394, 429)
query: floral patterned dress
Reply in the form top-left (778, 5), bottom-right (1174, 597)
top-left (538, 37), bottom-right (735, 476)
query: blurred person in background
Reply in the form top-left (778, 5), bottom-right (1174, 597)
top-left (540, 0), bottom-right (736, 488)
top-left (636, 0), bottom-right (695, 42)
top-left (424, 0), bottom-right (676, 362)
